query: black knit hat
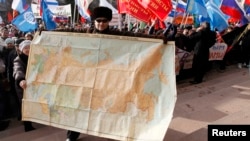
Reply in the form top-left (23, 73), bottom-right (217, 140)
top-left (15, 38), bottom-right (25, 46)
top-left (91, 7), bottom-right (112, 21)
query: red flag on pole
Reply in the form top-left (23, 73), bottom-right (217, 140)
top-left (137, 0), bottom-right (172, 21)
top-left (118, 0), bottom-right (152, 22)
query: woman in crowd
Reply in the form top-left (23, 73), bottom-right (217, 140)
top-left (13, 40), bottom-right (36, 132)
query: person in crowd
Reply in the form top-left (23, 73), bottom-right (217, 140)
top-left (65, 6), bottom-right (169, 141)
top-left (13, 40), bottom-right (36, 132)
top-left (8, 38), bottom-right (25, 120)
top-left (0, 49), bottom-right (9, 131)
top-left (237, 25), bottom-right (250, 68)
top-left (0, 37), bottom-right (15, 128)
top-left (0, 27), bottom-right (9, 50)
top-left (0, 30), bottom-right (14, 81)
top-left (25, 33), bottom-right (33, 41)
top-left (188, 22), bottom-right (216, 84)
top-left (4, 38), bottom-right (15, 73)
top-left (0, 27), bottom-right (8, 40)
top-left (66, 6), bottom-right (115, 141)
top-left (175, 26), bottom-right (195, 52)
top-left (2, 38), bottom-right (16, 117)
top-left (0, 26), bottom-right (10, 131)
top-left (213, 31), bottom-right (228, 72)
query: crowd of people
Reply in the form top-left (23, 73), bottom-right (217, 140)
top-left (0, 6), bottom-right (249, 141)
top-left (0, 24), bottom-right (36, 132)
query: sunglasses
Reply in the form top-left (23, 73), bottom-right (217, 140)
top-left (95, 19), bottom-right (109, 23)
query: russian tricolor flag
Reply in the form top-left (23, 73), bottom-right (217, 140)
top-left (11, 0), bottom-right (29, 13)
top-left (220, 0), bottom-right (245, 20)
top-left (176, 0), bottom-right (187, 13)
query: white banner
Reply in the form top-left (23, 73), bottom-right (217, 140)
top-left (176, 48), bottom-right (194, 70)
top-left (31, 4), bottom-right (71, 18)
top-left (209, 42), bottom-right (228, 61)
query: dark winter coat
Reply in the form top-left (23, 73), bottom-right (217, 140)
top-left (13, 54), bottom-right (28, 102)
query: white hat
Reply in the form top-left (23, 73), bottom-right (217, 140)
top-left (19, 40), bottom-right (31, 51)
top-left (5, 38), bottom-right (14, 45)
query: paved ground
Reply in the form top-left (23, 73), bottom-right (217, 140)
top-left (166, 65), bottom-right (250, 141)
top-left (0, 64), bottom-right (249, 141)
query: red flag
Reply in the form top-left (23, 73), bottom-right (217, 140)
top-left (245, 0), bottom-right (250, 5)
top-left (13, 10), bottom-right (19, 19)
top-left (151, 18), bottom-right (166, 30)
top-left (80, 17), bottom-right (86, 23)
top-left (7, 12), bottom-right (13, 23)
top-left (159, 20), bottom-right (166, 29)
top-left (137, 0), bottom-right (172, 21)
top-left (118, 0), bottom-right (152, 22)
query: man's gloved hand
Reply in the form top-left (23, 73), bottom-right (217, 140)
top-left (163, 36), bottom-right (168, 44)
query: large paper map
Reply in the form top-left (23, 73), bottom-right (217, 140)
top-left (23, 31), bottom-right (177, 141)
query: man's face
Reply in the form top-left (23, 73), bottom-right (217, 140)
top-left (6, 43), bottom-right (14, 49)
top-left (1, 29), bottom-right (8, 38)
top-left (94, 17), bottom-right (109, 31)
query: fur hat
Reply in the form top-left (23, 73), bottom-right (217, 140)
top-left (19, 40), bottom-right (31, 51)
top-left (91, 7), bottom-right (112, 21)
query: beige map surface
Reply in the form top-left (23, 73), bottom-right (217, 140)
top-left (23, 31), bottom-right (177, 141)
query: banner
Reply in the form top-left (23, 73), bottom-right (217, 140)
top-left (209, 42), bottom-right (228, 61)
top-left (176, 48), bottom-right (194, 70)
top-left (31, 4), bottom-right (40, 18)
top-left (23, 32), bottom-right (177, 141)
top-left (31, 4), bottom-right (71, 18)
top-left (48, 4), bottom-right (71, 17)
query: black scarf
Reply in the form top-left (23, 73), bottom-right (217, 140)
top-left (93, 26), bottom-right (110, 34)
top-left (19, 53), bottom-right (28, 66)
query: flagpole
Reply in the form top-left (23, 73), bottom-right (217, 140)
top-left (118, 14), bottom-right (122, 31)
top-left (183, 13), bottom-right (189, 27)
top-left (174, 0), bottom-right (179, 18)
top-left (180, 12), bottom-right (186, 28)
top-left (127, 14), bottom-right (131, 31)
top-left (72, 0), bottom-right (77, 28)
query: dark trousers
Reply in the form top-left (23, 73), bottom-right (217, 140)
top-left (67, 130), bottom-right (80, 140)
top-left (192, 55), bottom-right (209, 82)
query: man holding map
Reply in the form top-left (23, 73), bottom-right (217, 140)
top-left (66, 6), bottom-right (114, 141)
